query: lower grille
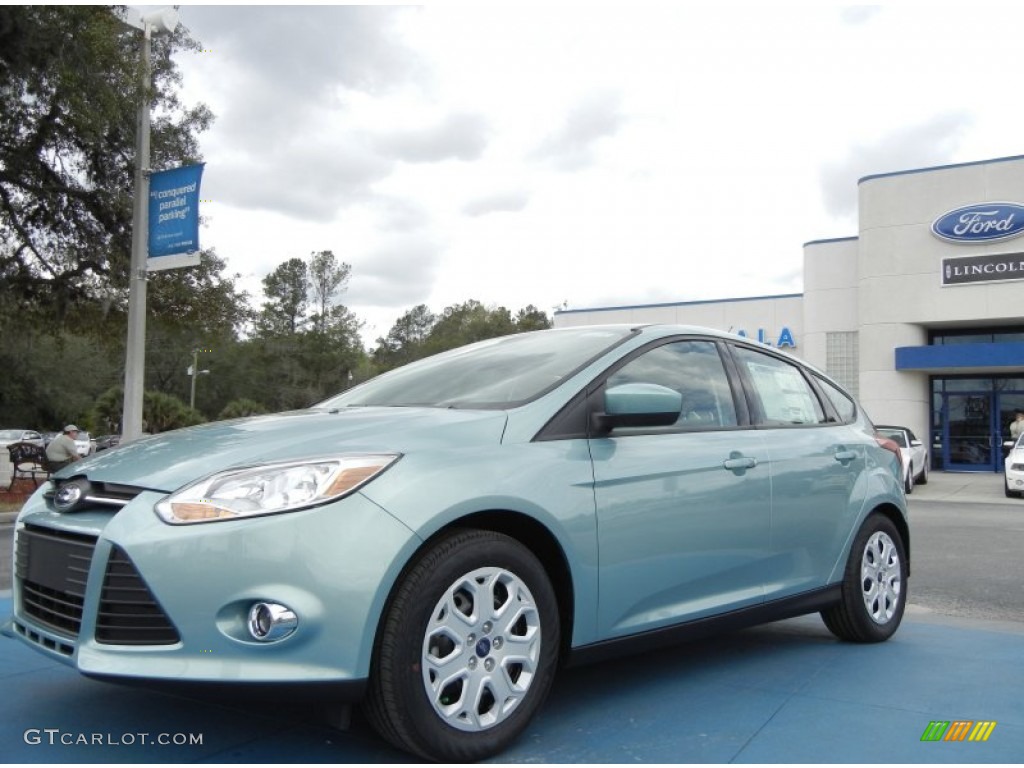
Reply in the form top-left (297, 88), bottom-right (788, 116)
top-left (96, 546), bottom-right (180, 645)
top-left (16, 525), bottom-right (96, 638)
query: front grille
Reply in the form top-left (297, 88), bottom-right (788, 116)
top-left (96, 546), bottom-right (180, 645)
top-left (16, 525), bottom-right (97, 638)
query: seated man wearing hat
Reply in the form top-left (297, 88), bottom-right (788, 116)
top-left (46, 424), bottom-right (83, 471)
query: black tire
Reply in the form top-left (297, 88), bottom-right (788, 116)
top-left (821, 514), bottom-right (907, 643)
top-left (917, 459), bottom-right (928, 485)
top-left (364, 529), bottom-right (560, 762)
top-left (904, 467), bottom-right (914, 494)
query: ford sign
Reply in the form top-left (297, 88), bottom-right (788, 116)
top-left (931, 202), bottom-right (1024, 244)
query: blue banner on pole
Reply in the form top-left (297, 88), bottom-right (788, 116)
top-left (148, 164), bottom-right (204, 271)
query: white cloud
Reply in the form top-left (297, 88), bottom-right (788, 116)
top-left (373, 112), bottom-right (490, 162)
top-left (532, 91), bottom-right (628, 171)
top-left (169, 3), bottom-right (1024, 347)
top-left (462, 190), bottom-right (531, 217)
top-left (820, 112), bottom-right (973, 218)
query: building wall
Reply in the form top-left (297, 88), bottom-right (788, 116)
top-left (553, 295), bottom-right (804, 352)
top-left (802, 237), bottom-right (860, 391)
top-left (855, 156), bottom-right (1024, 442)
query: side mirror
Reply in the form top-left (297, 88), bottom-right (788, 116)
top-left (910, 439), bottom-right (923, 447)
top-left (592, 383), bottom-right (682, 434)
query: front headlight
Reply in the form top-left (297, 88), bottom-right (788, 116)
top-left (154, 454), bottom-right (400, 524)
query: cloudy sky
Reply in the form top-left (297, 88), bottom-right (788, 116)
top-left (166, 2), bottom-right (1024, 345)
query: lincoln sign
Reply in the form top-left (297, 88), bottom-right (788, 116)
top-left (942, 253), bottom-right (1024, 286)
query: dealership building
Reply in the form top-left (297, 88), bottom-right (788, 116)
top-left (554, 154), bottom-right (1024, 473)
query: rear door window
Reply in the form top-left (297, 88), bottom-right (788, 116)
top-left (732, 346), bottom-right (827, 426)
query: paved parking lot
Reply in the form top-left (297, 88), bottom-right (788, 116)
top-left (2, 471), bottom-right (1023, 762)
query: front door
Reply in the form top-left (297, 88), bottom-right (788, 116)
top-left (590, 339), bottom-right (771, 639)
top-left (944, 393), bottom-right (995, 471)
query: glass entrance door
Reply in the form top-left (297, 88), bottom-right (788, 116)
top-left (944, 393), bottom-right (995, 472)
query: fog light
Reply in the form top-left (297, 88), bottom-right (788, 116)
top-left (247, 602), bottom-right (298, 642)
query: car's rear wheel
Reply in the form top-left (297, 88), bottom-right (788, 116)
top-left (364, 529), bottom-right (560, 762)
top-left (821, 514), bottom-right (907, 643)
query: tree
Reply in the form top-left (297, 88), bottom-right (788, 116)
top-left (0, 330), bottom-right (121, 430)
top-left (91, 386), bottom-right (203, 433)
top-left (147, 250), bottom-right (251, 337)
top-left (372, 301), bottom-right (552, 372)
top-left (514, 305), bottom-right (551, 332)
top-left (372, 304), bottom-right (436, 371)
top-left (298, 305), bottom-right (365, 395)
top-left (0, 5), bottom-right (212, 329)
top-left (307, 250), bottom-right (350, 334)
top-left (423, 300), bottom-right (515, 355)
top-left (218, 398), bottom-right (268, 421)
top-left (258, 257), bottom-right (307, 336)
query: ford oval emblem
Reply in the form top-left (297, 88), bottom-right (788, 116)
top-left (931, 202), bottom-right (1024, 244)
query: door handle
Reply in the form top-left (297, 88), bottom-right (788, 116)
top-left (723, 456), bottom-right (757, 470)
top-left (834, 450), bottom-right (857, 464)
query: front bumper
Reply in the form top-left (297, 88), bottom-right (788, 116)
top-left (1006, 466), bottom-right (1024, 494)
top-left (9, 484), bottom-right (419, 694)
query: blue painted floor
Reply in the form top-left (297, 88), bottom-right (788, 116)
top-left (1, 595), bottom-right (1022, 763)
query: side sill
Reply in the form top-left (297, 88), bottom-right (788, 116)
top-left (566, 585), bottom-right (842, 668)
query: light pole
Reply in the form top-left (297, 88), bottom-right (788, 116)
top-left (118, 7), bottom-right (179, 442)
top-left (188, 348), bottom-right (210, 410)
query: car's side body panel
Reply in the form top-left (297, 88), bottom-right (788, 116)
top-left (590, 428), bottom-right (771, 636)
top-left (6, 324), bottom-right (910, 754)
top-left (360, 438), bottom-right (603, 646)
top-left (756, 424), bottom-right (869, 598)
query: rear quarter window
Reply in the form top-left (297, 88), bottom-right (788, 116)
top-left (815, 376), bottom-right (857, 424)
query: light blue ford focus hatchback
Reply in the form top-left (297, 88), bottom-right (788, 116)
top-left (7, 325), bottom-right (908, 761)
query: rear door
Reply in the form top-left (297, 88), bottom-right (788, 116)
top-left (729, 344), bottom-right (867, 598)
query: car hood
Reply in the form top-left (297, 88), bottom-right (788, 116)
top-left (64, 407), bottom-right (508, 492)
top-left (1008, 447), bottom-right (1024, 465)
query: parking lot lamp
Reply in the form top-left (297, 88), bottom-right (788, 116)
top-left (118, 7), bottom-right (179, 442)
top-left (188, 348), bottom-right (210, 410)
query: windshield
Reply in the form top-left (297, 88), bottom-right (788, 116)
top-left (323, 327), bottom-right (635, 409)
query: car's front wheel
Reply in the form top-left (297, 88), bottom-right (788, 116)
top-left (821, 514), bottom-right (907, 643)
top-left (364, 529), bottom-right (560, 762)
top-left (904, 466), bottom-right (914, 494)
